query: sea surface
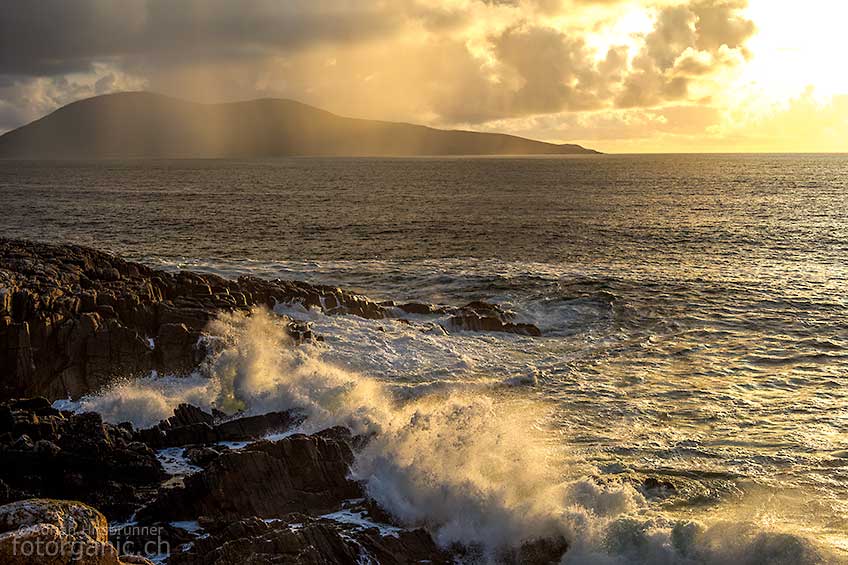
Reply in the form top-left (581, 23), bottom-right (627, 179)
top-left (2, 155), bottom-right (847, 563)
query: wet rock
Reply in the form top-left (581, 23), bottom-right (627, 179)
top-left (398, 300), bottom-right (543, 336)
top-left (285, 318), bottom-right (320, 343)
top-left (214, 410), bottom-right (301, 442)
top-left (135, 404), bottom-right (302, 448)
top-left (33, 439), bottom-right (60, 457)
top-left (640, 476), bottom-right (677, 497)
top-left (445, 300), bottom-right (542, 336)
top-left (446, 313), bottom-right (542, 336)
top-left (506, 536), bottom-right (570, 564)
top-left (642, 477), bottom-right (676, 490)
top-left (312, 425), bottom-right (373, 451)
top-left (169, 515), bottom-right (451, 565)
top-left (110, 521), bottom-right (197, 562)
top-left (183, 446), bottom-right (227, 468)
top-left (0, 240), bottom-right (328, 401)
top-left (139, 432), bottom-right (362, 522)
top-left (1, 239), bottom-right (543, 402)
top-left (235, 276), bottom-right (389, 321)
top-left (165, 403), bottom-right (214, 428)
top-left (0, 400), bottom-right (165, 520)
top-left (155, 422), bottom-right (218, 448)
top-left (7, 398), bottom-right (52, 413)
top-left (11, 434), bottom-right (34, 451)
top-left (0, 479), bottom-right (13, 504)
top-left (154, 323), bottom-right (202, 371)
top-left (396, 302), bottom-right (448, 315)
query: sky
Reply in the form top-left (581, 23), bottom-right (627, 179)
top-left (0, 0), bottom-right (845, 153)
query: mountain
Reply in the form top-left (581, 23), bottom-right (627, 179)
top-left (0, 92), bottom-right (599, 159)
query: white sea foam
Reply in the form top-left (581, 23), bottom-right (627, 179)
top-left (56, 308), bottom-right (839, 564)
top-left (55, 373), bottom-right (222, 429)
top-left (321, 507), bottom-right (402, 538)
top-left (156, 447), bottom-right (202, 476)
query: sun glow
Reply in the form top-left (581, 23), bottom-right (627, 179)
top-left (740, 0), bottom-right (848, 103)
top-left (574, 0), bottom-right (848, 152)
top-left (583, 4), bottom-right (656, 59)
top-left (583, 0), bottom-right (848, 113)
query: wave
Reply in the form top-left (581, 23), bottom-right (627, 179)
top-left (58, 309), bottom-right (838, 564)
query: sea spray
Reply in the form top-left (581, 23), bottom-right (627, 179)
top-left (202, 310), bottom-right (595, 556)
top-left (54, 373), bottom-right (223, 429)
top-left (58, 308), bottom-right (837, 564)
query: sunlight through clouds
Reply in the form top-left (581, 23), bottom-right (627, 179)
top-left (0, 0), bottom-right (844, 152)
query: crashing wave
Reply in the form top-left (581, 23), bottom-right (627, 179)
top-left (58, 309), bottom-right (838, 564)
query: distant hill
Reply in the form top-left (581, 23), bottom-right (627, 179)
top-left (0, 92), bottom-right (599, 159)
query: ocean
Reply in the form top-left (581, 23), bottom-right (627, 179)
top-left (2, 154), bottom-right (847, 563)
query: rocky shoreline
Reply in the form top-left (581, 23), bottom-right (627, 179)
top-left (1, 397), bottom-right (568, 564)
top-left (1, 238), bottom-right (541, 402)
top-left (0, 239), bottom-right (559, 564)
top-left (0, 398), bottom-right (466, 564)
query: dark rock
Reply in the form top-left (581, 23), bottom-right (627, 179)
top-left (1, 239), bottom-right (542, 402)
top-left (11, 434), bottom-right (33, 450)
top-left (169, 515), bottom-right (451, 565)
top-left (8, 397), bottom-right (52, 412)
top-left (160, 422), bottom-right (218, 447)
top-left (446, 313), bottom-right (542, 336)
top-left (312, 425), bottom-right (373, 451)
top-left (214, 410), bottom-right (301, 442)
top-left (184, 446), bottom-right (226, 468)
top-left (0, 479), bottom-right (10, 504)
top-left (312, 426), bottom-right (355, 443)
top-left (165, 403), bottom-right (214, 428)
top-left (509, 536), bottom-right (570, 564)
top-left (641, 477), bottom-right (677, 493)
top-left (0, 240), bottom-right (327, 401)
top-left (139, 433), bottom-right (362, 522)
top-left (397, 302), bottom-right (448, 315)
top-left (642, 477), bottom-right (675, 490)
top-left (397, 300), bottom-right (543, 336)
top-left (154, 323), bottom-right (202, 371)
top-left (442, 301), bottom-right (543, 336)
top-left (135, 405), bottom-right (302, 449)
top-left (33, 439), bottom-right (61, 456)
top-left (111, 521), bottom-right (198, 560)
top-left (0, 399), bottom-right (165, 520)
top-left (285, 318), bottom-right (318, 343)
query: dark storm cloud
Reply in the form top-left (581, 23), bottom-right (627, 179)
top-left (0, 101), bottom-right (23, 132)
top-left (0, 0), bottom-right (405, 78)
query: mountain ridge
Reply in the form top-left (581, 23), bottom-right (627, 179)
top-left (0, 92), bottom-right (600, 159)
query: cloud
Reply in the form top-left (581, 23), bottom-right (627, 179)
top-left (693, 0), bottom-right (755, 53)
top-left (425, 25), bottom-right (609, 123)
top-left (616, 0), bottom-right (755, 108)
top-left (0, 0), bottom-right (757, 137)
top-left (0, 0), bottom-right (408, 77)
top-left (0, 67), bottom-right (146, 131)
